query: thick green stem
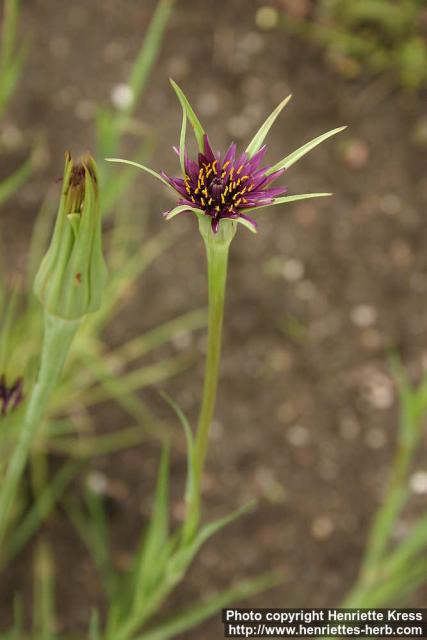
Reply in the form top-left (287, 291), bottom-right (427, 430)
top-left (0, 312), bottom-right (79, 553)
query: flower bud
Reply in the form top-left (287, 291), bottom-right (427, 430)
top-left (34, 153), bottom-right (107, 320)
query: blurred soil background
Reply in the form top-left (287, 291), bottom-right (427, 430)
top-left (1, 0), bottom-right (427, 636)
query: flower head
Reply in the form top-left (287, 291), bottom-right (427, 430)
top-left (0, 375), bottom-right (24, 417)
top-left (106, 81), bottom-right (345, 236)
top-left (34, 153), bottom-right (107, 320)
top-left (162, 135), bottom-right (286, 233)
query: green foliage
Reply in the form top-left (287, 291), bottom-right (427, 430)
top-left (282, 0), bottom-right (427, 90)
top-left (0, 0), bottom-right (26, 119)
top-left (344, 359), bottom-right (427, 606)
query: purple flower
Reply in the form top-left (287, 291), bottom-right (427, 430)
top-left (161, 135), bottom-right (287, 234)
top-left (106, 81), bottom-right (345, 235)
top-left (0, 375), bottom-right (24, 417)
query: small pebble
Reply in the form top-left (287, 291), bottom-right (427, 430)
top-left (350, 304), bottom-right (377, 328)
top-left (282, 258), bottom-right (304, 282)
top-left (286, 424), bottom-right (310, 447)
top-left (409, 471), bottom-right (427, 495)
top-left (111, 83), bottom-right (134, 110)
top-left (86, 471), bottom-right (108, 495)
top-left (311, 515), bottom-right (334, 540)
top-left (342, 139), bottom-right (369, 169)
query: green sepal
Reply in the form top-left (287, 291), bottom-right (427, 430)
top-left (164, 204), bottom-right (203, 221)
top-left (67, 213), bottom-right (81, 238)
top-left (170, 79), bottom-right (205, 152)
top-left (267, 126), bottom-right (347, 174)
top-left (105, 157), bottom-right (172, 189)
top-left (246, 94), bottom-right (292, 158)
top-left (246, 192), bottom-right (332, 214)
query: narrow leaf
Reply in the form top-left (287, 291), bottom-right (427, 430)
top-left (159, 391), bottom-right (196, 506)
top-left (0, 156), bottom-right (33, 208)
top-left (134, 445), bottom-right (170, 595)
top-left (246, 94), bottom-right (292, 158)
top-left (267, 126), bottom-right (347, 174)
top-left (136, 572), bottom-right (281, 640)
top-left (170, 79), bottom-right (205, 151)
top-left (105, 158), bottom-right (172, 189)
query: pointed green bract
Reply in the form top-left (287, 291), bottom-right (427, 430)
top-left (234, 217), bottom-right (257, 234)
top-left (105, 157), bottom-right (172, 189)
top-left (267, 126), bottom-right (347, 175)
top-left (164, 204), bottom-right (203, 221)
top-left (179, 107), bottom-right (187, 174)
top-left (246, 192), bottom-right (332, 214)
top-left (170, 79), bottom-right (205, 152)
top-left (245, 94), bottom-right (292, 158)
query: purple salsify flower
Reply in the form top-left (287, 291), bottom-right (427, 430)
top-left (0, 374), bottom-right (24, 417)
top-left (106, 81), bottom-right (345, 234)
top-left (161, 135), bottom-right (287, 234)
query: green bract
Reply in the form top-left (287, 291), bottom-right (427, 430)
top-left (34, 153), bottom-right (107, 321)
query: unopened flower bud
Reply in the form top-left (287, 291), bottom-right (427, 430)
top-left (34, 153), bottom-right (107, 320)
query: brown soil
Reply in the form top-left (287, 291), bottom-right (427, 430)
top-left (1, 0), bottom-right (427, 637)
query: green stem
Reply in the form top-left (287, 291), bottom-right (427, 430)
top-left (184, 219), bottom-right (236, 540)
top-left (0, 312), bottom-right (79, 554)
top-left (194, 241), bottom-right (229, 480)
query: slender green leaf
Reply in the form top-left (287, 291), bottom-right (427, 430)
top-left (159, 392), bottom-right (196, 506)
top-left (33, 541), bottom-right (56, 640)
top-left (89, 610), bottom-right (101, 640)
top-left (246, 94), bottom-right (292, 158)
top-left (167, 502), bottom-right (256, 583)
top-left (0, 156), bottom-right (33, 208)
top-left (134, 445), bottom-right (170, 597)
top-left (126, 0), bottom-right (175, 114)
top-left (170, 79), bottom-right (205, 151)
top-left (137, 572), bottom-right (281, 640)
top-left (267, 126), bottom-right (347, 174)
top-left (4, 461), bottom-right (80, 567)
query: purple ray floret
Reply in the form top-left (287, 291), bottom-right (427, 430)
top-left (162, 135), bottom-right (287, 233)
top-left (0, 374), bottom-right (24, 417)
